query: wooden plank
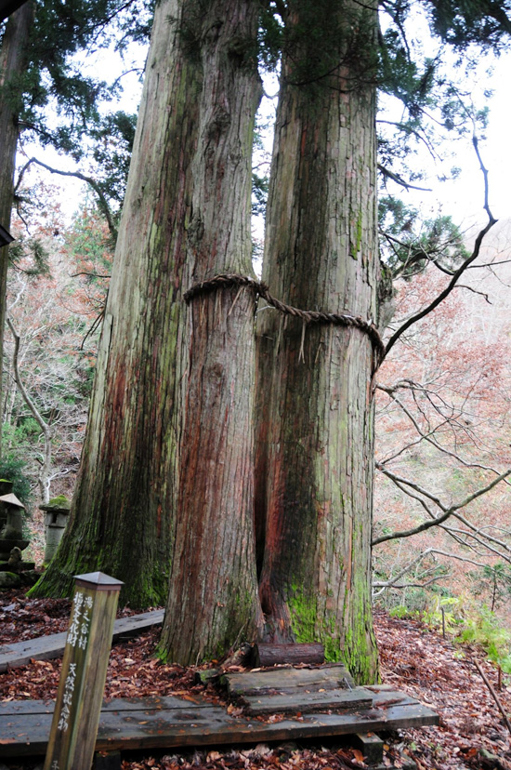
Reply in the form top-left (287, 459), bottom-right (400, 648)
top-left (0, 694), bottom-right (211, 716)
top-left (240, 687), bottom-right (373, 715)
top-left (253, 643), bottom-right (324, 667)
top-left (225, 664), bottom-right (355, 696)
top-left (0, 691), bottom-right (439, 758)
top-left (111, 610), bottom-right (165, 640)
top-left (0, 609), bottom-right (164, 672)
top-left (0, 632), bottom-right (67, 672)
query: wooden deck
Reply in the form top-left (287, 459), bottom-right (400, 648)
top-left (1, 644), bottom-right (438, 760)
top-left (0, 609), bottom-right (164, 672)
top-left (1, 685), bottom-right (438, 758)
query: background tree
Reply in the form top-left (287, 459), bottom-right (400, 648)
top-left (0, 3), bottom-right (33, 459)
top-left (0, 0), bottom-right (151, 458)
top-left (3, 194), bottom-right (111, 505)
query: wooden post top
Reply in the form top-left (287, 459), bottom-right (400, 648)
top-left (74, 572), bottom-right (124, 591)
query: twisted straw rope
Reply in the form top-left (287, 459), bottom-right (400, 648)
top-left (184, 273), bottom-right (385, 363)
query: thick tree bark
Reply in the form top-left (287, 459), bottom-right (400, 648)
top-left (255, 0), bottom-right (380, 683)
top-left (31, 0), bottom-right (200, 607)
top-left (159, 0), bottom-right (263, 664)
top-left (0, 3), bottom-right (32, 452)
top-left (34, 0), bottom-right (263, 639)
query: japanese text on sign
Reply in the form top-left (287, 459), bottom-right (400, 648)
top-left (66, 592), bottom-right (93, 649)
top-left (57, 663), bottom-right (77, 732)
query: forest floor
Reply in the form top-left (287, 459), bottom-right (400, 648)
top-left (1, 590), bottom-right (511, 770)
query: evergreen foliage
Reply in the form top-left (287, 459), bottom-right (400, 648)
top-left (425, 0), bottom-right (511, 48)
top-left (1, 0), bottom-right (153, 219)
top-left (379, 196), bottom-right (469, 278)
top-left (0, 454), bottom-right (32, 510)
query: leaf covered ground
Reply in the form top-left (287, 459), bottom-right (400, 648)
top-left (1, 592), bottom-right (511, 770)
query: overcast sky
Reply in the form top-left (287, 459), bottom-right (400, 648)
top-left (17, 31), bottom-right (511, 241)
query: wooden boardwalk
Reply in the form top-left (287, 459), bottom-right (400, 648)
top-left (1, 685), bottom-right (438, 758)
top-left (0, 609), bottom-right (164, 672)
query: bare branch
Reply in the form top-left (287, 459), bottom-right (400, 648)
top-left (455, 284), bottom-right (491, 303)
top-left (20, 157), bottom-right (117, 240)
top-left (70, 271), bottom-right (111, 279)
top-left (377, 163), bottom-right (432, 192)
top-left (376, 119), bottom-right (438, 161)
top-left (468, 258), bottom-right (511, 269)
top-left (372, 546), bottom-right (489, 598)
top-left (378, 390), bottom-right (500, 473)
top-left (372, 468), bottom-right (511, 545)
top-left (7, 318), bottom-right (55, 503)
top-left (375, 464), bottom-right (446, 509)
top-left (382, 137), bottom-right (496, 361)
top-left (7, 318), bottom-right (51, 439)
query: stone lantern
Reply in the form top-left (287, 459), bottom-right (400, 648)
top-left (40, 496), bottom-right (71, 563)
top-left (0, 492), bottom-right (28, 561)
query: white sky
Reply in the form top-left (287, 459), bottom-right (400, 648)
top-left (399, 52), bottom-right (511, 229)
top-left (16, 28), bottom-right (511, 241)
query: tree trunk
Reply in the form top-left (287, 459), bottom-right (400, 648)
top-left (255, 0), bottom-right (380, 683)
top-left (159, 0), bottom-right (263, 664)
top-left (0, 3), bottom-right (33, 457)
top-left (33, 0), bottom-right (263, 633)
top-left (31, 0), bottom-right (201, 607)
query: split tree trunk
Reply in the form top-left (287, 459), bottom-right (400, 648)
top-left (31, 0), bottom-right (200, 607)
top-left (255, 0), bottom-right (380, 683)
top-left (0, 4), bottom-right (33, 453)
top-left (160, 0), bottom-right (263, 664)
top-left (34, 0), bottom-right (263, 641)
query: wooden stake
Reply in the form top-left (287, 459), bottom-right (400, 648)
top-left (43, 571), bottom-right (123, 770)
top-left (473, 658), bottom-right (511, 736)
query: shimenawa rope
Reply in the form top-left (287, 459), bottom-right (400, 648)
top-left (184, 273), bottom-right (385, 364)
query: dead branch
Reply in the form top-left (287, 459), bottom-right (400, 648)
top-left (378, 389), bottom-right (504, 475)
top-left (372, 546), bottom-right (488, 597)
top-left (378, 163), bottom-right (432, 192)
top-left (455, 284), bottom-right (491, 303)
top-left (373, 576), bottom-right (446, 596)
top-left (449, 512), bottom-right (511, 556)
top-left (376, 119), bottom-right (438, 161)
top-left (70, 271), bottom-right (111, 279)
top-left (372, 467), bottom-right (511, 545)
top-left (472, 658), bottom-right (511, 736)
top-left (17, 157), bottom-right (117, 240)
top-left (376, 464), bottom-right (445, 508)
top-left (382, 137), bottom-right (496, 362)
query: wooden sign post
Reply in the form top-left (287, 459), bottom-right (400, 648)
top-left (44, 571), bottom-right (123, 770)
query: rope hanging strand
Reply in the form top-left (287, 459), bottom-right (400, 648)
top-left (184, 273), bottom-right (385, 366)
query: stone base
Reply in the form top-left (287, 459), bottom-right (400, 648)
top-left (0, 572), bottom-right (21, 588)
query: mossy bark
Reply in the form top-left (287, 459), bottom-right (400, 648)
top-left (159, 0), bottom-right (263, 664)
top-left (255, 0), bottom-right (379, 683)
top-left (30, 0), bottom-right (200, 608)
